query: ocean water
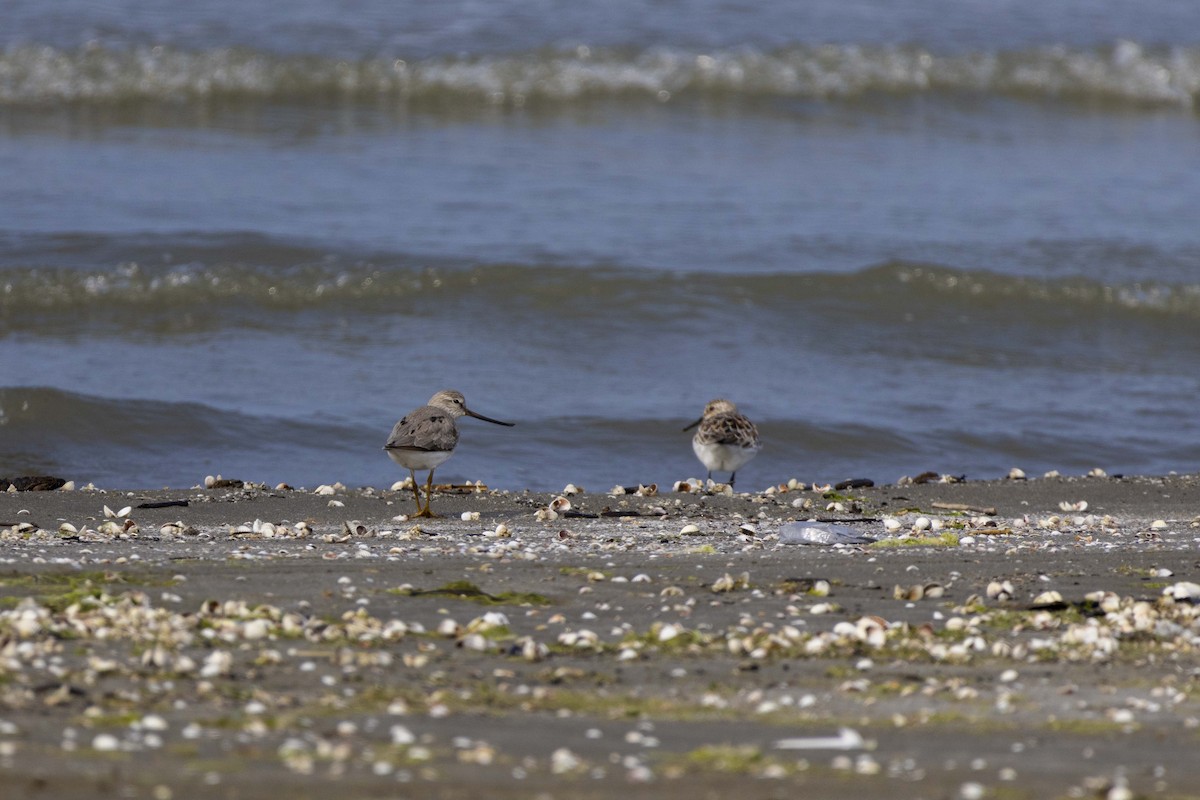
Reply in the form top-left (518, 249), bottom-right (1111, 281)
top-left (3, 1), bottom-right (1200, 491)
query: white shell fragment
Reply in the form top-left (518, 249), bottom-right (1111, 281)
top-left (1031, 590), bottom-right (1064, 608)
top-left (1162, 582), bottom-right (1200, 602)
top-left (986, 580), bottom-right (1015, 601)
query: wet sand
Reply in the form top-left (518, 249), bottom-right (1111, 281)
top-left (2, 473), bottom-right (1200, 799)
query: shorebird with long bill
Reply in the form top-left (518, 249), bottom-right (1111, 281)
top-left (384, 390), bottom-right (514, 517)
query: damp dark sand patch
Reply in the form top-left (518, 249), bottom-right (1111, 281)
top-left (1, 475), bottom-right (1200, 799)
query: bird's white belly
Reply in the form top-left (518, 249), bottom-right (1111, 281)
top-left (693, 440), bottom-right (759, 473)
top-left (387, 448), bottom-right (454, 471)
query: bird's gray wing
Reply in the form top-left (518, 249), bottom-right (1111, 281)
top-left (384, 410), bottom-right (458, 452)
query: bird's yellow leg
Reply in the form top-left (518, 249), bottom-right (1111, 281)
top-left (407, 469), bottom-right (424, 514)
top-left (412, 469), bottom-right (440, 518)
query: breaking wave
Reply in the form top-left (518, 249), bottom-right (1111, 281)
top-left (5, 247), bottom-right (1200, 329)
top-left (2, 40), bottom-right (1197, 110)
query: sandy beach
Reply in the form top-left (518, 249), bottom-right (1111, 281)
top-left (2, 473), bottom-right (1199, 799)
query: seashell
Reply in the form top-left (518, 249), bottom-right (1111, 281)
top-left (711, 573), bottom-right (737, 593)
top-left (739, 523), bottom-right (758, 536)
top-left (437, 619), bottom-right (461, 638)
top-left (92, 734), bottom-right (121, 752)
top-left (549, 496), bottom-right (572, 513)
top-left (658, 623), bottom-right (682, 642)
top-left (1007, 467), bottom-right (1026, 480)
top-left (1058, 500), bottom-right (1088, 512)
top-left (1150, 519), bottom-right (1168, 530)
top-left (986, 580), bottom-right (1014, 600)
top-left (635, 484), bottom-right (658, 497)
top-left (314, 484), bottom-right (336, 496)
top-left (518, 637), bottom-right (549, 662)
top-left (460, 511), bottom-right (480, 522)
top-left (535, 508), bottom-right (558, 522)
top-left (557, 629), bottom-right (599, 648)
top-left (60, 481), bottom-right (75, 491)
top-left (460, 633), bottom-right (489, 652)
top-left (58, 522), bottom-right (78, 535)
top-left (923, 583), bottom-right (945, 599)
top-left (679, 524), bottom-right (701, 535)
top-left (327, 499), bottom-right (344, 508)
top-left (609, 485), bottom-right (626, 495)
top-left (1162, 582), bottom-right (1200, 602)
top-left (242, 619), bottom-right (270, 640)
top-left (1088, 467), bottom-right (1107, 478)
top-left (832, 621), bottom-right (858, 638)
top-left (1031, 590), bottom-right (1064, 608)
top-left (200, 650), bottom-right (233, 678)
top-left (913, 517), bottom-right (932, 531)
top-left (204, 475), bottom-right (217, 489)
top-left (562, 484), bottom-right (582, 495)
top-left (472, 611), bottom-right (509, 630)
top-left (882, 517), bottom-right (902, 532)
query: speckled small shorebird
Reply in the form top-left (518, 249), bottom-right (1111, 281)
top-left (384, 390), bottom-right (514, 518)
top-left (683, 398), bottom-right (761, 487)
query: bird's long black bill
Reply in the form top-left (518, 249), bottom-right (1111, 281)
top-left (466, 409), bottom-right (515, 427)
top-left (682, 418), bottom-right (702, 432)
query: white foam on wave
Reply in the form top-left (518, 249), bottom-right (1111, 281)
top-left (1, 41), bottom-right (1197, 108)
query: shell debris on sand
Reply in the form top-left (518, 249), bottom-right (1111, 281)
top-left (2, 478), bottom-right (1200, 796)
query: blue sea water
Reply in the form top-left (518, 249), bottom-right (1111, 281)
top-left (2, 1), bottom-right (1200, 490)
